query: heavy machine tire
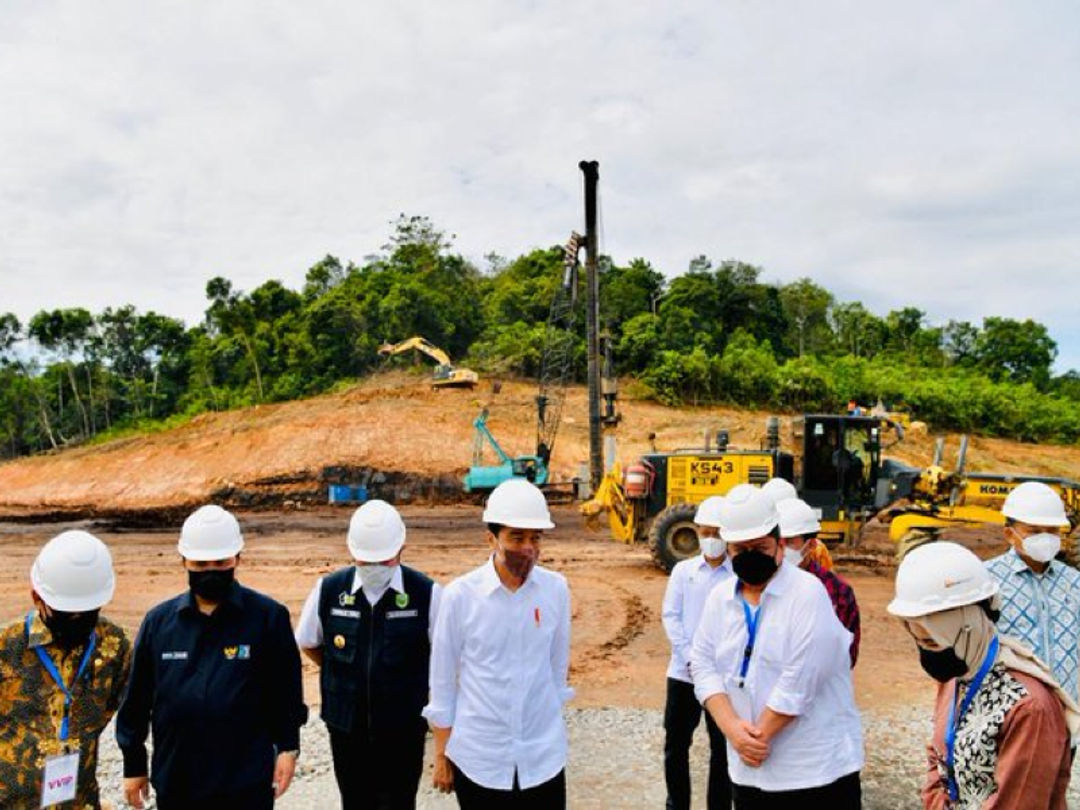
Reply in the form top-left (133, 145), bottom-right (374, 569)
top-left (649, 502), bottom-right (701, 573)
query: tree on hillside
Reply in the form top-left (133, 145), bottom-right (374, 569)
top-left (976, 317), bottom-right (1057, 389)
top-left (28, 308), bottom-right (94, 438)
top-left (779, 278), bottom-right (833, 357)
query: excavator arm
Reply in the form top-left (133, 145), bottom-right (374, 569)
top-left (378, 336), bottom-right (453, 367)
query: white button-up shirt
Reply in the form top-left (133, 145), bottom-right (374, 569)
top-left (422, 557), bottom-right (574, 790)
top-left (295, 565), bottom-right (441, 648)
top-left (690, 560), bottom-right (863, 792)
top-left (663, 553), bottom-right (734, 683)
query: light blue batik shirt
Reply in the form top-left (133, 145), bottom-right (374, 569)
top-left (985, 547), bottom-right (1080, 701)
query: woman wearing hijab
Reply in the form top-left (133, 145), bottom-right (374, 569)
top-left (888, 541), bottom-right (1079, 809)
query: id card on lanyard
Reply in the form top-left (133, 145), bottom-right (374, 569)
top-left (25, 612), bottom-right (95, 808)
top-left (945, 635), bottom-right (999, 803)
top-left (727, 592), bottom-right (761, 722)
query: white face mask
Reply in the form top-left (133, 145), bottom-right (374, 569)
top-left (699, 536), bottom-right (726, 560)
top-left (1021, 532), bottom-right (1061, 564)
top-left (783, 547), bottom-right (804, 567)
top-left (357, 563), bottom-right (396, 594)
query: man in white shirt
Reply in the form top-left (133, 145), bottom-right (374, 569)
top-left (423, 478), bottom-right (573, 810)
top-left (662, 496), bottom-right (733, 810)
top-left (691, 487), bottom-right (863, 808)
top-left (296, 500), bottom-right (441, 810)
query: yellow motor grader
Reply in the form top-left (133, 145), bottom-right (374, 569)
top-left (582, 415), bottom-right (1080, 572)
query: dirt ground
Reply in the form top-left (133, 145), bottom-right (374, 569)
top-left (4, 370), bottom-right (1080, 517)
top-left (0, 504), bottom-right (940, 715)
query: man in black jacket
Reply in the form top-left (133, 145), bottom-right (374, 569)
top-left (116, 505), bottom-right (307, 810)
top-left (296, 499), bottom-right (439, 810)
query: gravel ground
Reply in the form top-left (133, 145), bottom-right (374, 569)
top-left (95, 706), bottom-right (1080, 809)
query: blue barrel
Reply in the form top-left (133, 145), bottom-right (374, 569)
top-left (351, 485), bottom-right (369, 503)
top-left (328, 484), bottom-right (352, 504)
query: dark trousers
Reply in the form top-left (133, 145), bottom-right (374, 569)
top-left (329, 726), bottom-right (426, 810)
top-left (450, 762), bottom-right (566, 810)
top-left (157, 788), bottom-right (274, 810)
top-left (664, 677), bottom-right (731, 810)
top-left (732, 771), bottom-right (861, 810)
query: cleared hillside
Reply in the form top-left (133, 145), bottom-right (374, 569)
top-left (1, 371), bottom-right (1078, 518)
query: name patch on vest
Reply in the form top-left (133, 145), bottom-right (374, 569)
top-left (162, 651), bottom-right (188, 660)
top-left (330, 608), bottom-right (361, 619)
top-left (387, 609), bottom-right (419, 619)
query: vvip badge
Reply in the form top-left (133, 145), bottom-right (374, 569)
top-left (224, 646), bottom-right (238, 660)
top-left (40, 751), bottom-right (79, 807)
top-left (395, 592), bottom-right (409, 609)
top-left (237, 645), bottom-right (251, 660)
top-left (339, 592), bottom-right (356, 607)
top-left (333, 635), bottom-right (346, 649)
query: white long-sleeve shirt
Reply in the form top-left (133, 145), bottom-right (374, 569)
top-left (422, 557), bottom-right (574, 790)
top-left (662, 554), bottom-right (734, 683)
top-left (690, 560), bottom-right (863, 792)
top-left (294, 564), bottom-right (441, 648)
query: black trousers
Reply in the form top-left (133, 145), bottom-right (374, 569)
top-left (329, 726), bottom-right (427, 810)
top-left (664, 677), bottom-right (731, 810)
top-left (157, 787), bottom-right (274, 810)
top-left (732, 771), bottom-right (861, 810)
top-left (450, 762), bottom-right (566, 810)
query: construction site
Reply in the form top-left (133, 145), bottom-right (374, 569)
top-left (2, 365), bottom-right (1080, 807)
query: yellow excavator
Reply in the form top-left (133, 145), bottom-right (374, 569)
top-left (378, 336), bottom-right (479, 390)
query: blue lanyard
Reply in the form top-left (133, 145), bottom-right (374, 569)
top-left (944, 634), bottom-right (999, 802)
top-left (25, 612), bottom-right (98, 742)
top-left (738, 594), bottom-right (760, 683)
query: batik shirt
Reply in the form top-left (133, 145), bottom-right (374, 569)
top-left (985, 549), bottom-right (1080, 701)
top-left (0, 611), bottom-right (132, 809)
top-left (923, 665), bottom-right (1071, 809)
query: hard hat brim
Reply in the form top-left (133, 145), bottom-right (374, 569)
top-left (350, 535), bottom-right (406, 563)
top-left (178, 540), bottom-right (245, 561)
top-left (720, 517), bottom-right (780, 543)
top-left (32, 578), bottom-right (115, 612)
top-left (482, 511), bottom-right (555, 530)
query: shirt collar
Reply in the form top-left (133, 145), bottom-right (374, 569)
top-left (25, 609), bottom-right (52, 649)
top-left (478, 554), bottom-right (536, 595)
top-left (1006, 546), bottom-right (1057, 577)
top-left (177, 579), bottom-right (244, 614)
top-left (761, 558), bottom-right (793, 597)
top-left (350, 564), bottom-right (406, 595)
top-left (695, 553), bottom-right (732, 575)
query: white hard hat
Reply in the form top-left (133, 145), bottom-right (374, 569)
top-left (777, 498), bottom-right (821, 538)
top-left (482, 478), bottom-right (555, 530)
top-left (761, 478), bottom-right (797, 506)
top-left (178, 505), bottom-right (245, 561)
top-left (887, 541), bottom-right (998, 618)
top-left (347, 500), bottom-right (406, 562)
top-left (694, 495), bottom-right (725, 528)
top-left (717, 486), bottom-right (780, 543)
top-left (31, 530), bottom-right (116, 612)
top-left (1001, 481), bottom-right (1069, 528)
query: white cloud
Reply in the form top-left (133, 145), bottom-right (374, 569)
top-left (1, 0), bottom-right (1079, 371)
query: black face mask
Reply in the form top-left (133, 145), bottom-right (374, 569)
top-left (918, 646), bottom-right (969, 682)
top-left (44, 609), bottom-right (99, 650)
top-left (189, 568), bottom-right (235, 602)
top-left (732, 549), bottom-right (779, 586)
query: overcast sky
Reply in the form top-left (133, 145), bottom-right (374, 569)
top-left (2, 2), bottom-right (1078, 371)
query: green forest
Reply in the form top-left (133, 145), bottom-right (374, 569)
top-left (2, 215), bottom-right (1079, 460)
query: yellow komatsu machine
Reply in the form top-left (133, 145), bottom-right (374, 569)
top-left (583, 415), bottom-right (1080, 571)
top-left (880, 436), bottom-right (1080, 564)
top-left (378, 336), bottom-right (479, 389)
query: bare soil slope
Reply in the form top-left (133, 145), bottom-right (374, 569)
top-left (1, 370), bottom-right (1078, 516)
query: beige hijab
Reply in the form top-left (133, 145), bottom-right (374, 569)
top-left (919, 603), bottom-right (1080, 738)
